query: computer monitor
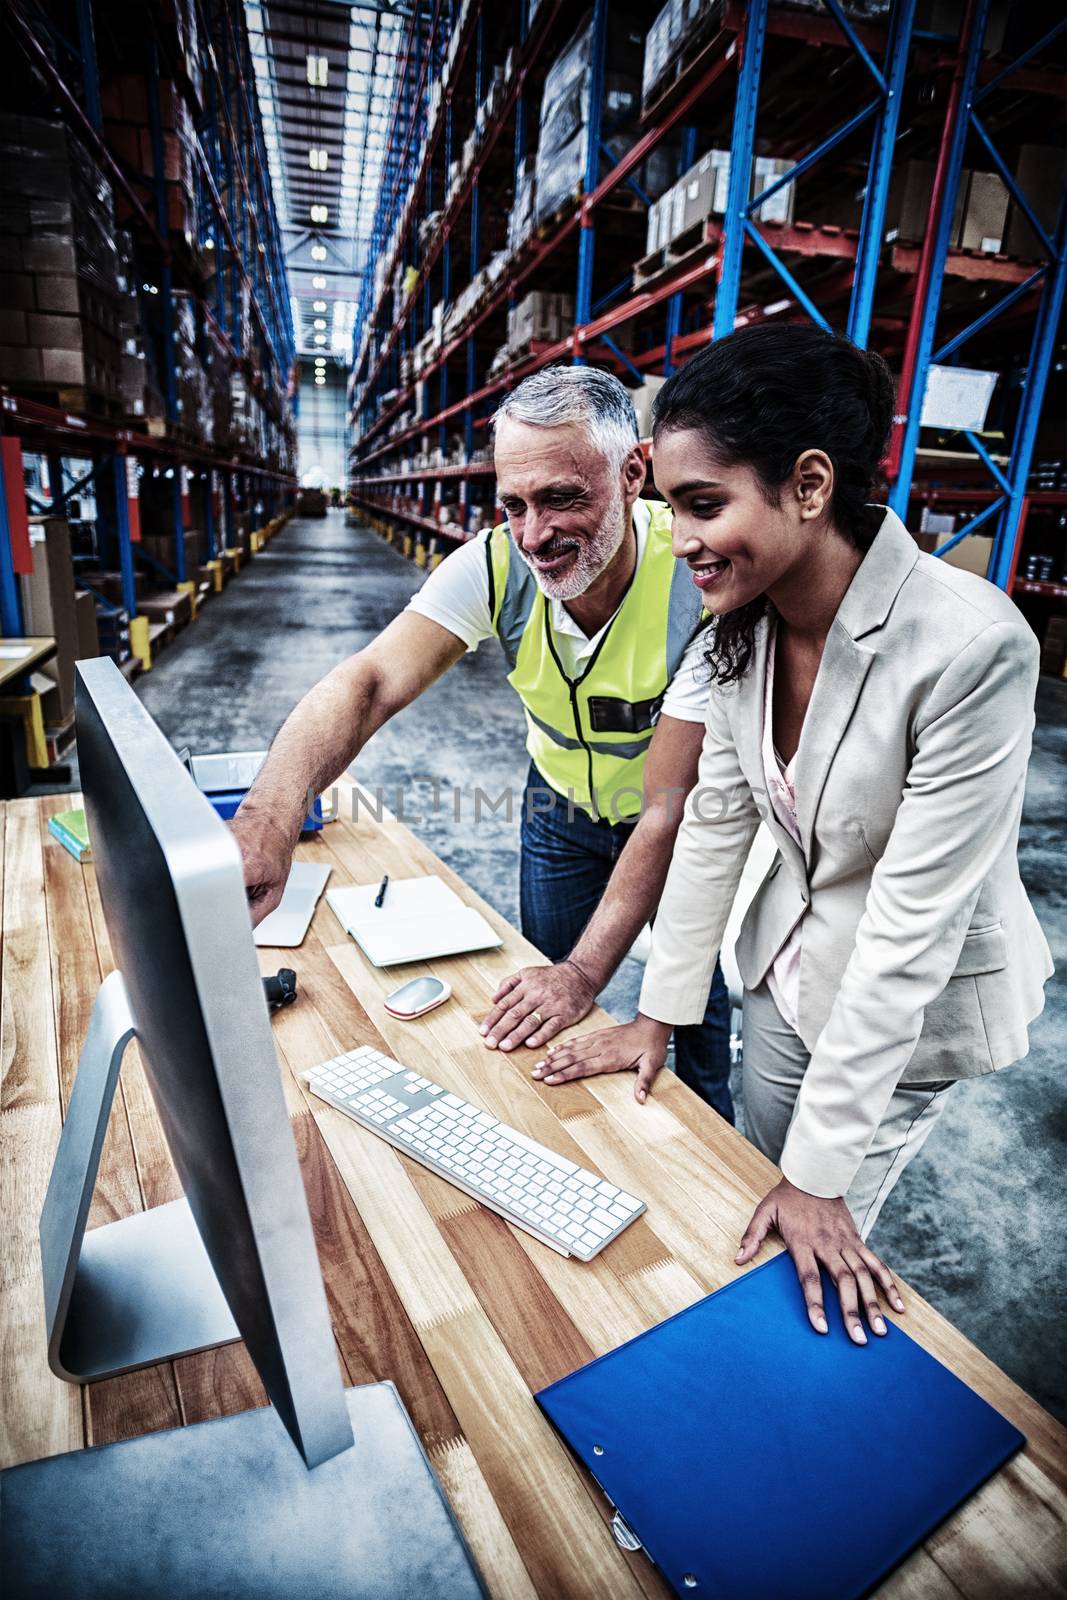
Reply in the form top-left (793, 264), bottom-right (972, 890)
top-left (40, 656), bottom-right (352, 1470)
top-left (6, 659), bottom-right (487, 1599)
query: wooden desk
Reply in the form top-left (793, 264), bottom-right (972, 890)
top-left (0, 637), bottom-right (56, 691)
top-left (3, 782), bottom-right (1066, 1597)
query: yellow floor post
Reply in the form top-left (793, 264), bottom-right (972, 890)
top-left (0, 694), bottom-right (48, 770)
top-left (208, 558), bottom-right (224, 592)
top-left (177, 579), bottom-right (199, 619)
top-left (129, 615), bottom-right (152, 672)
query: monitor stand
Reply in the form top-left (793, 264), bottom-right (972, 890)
top-left (1, 1381), bottom-right (488, 1600)
top-left (39, 970), bottom-right (240, 1382)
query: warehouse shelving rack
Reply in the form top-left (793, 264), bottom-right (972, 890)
top-left (348, 0), bottom-right (1066, 598)
top-left (0, 0), bottom-right (298, 653)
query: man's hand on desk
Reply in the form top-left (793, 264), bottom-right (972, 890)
top-left (229, 808), bottom-right (297, 927)
top-left (736, 1178), bottom-right (906, 1345)
top-left (531, 1015), bottom-right (672, 1103)
top-left (480, 959), bottom-right (599, 1052)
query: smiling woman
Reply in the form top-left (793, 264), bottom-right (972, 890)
top-left (651, 324), bottom-right (894, 685)
top-left (535, 322), bottom-right (1052, 1350)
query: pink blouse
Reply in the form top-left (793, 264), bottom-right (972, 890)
top-left (762, 622), bottom-right (804, 1031)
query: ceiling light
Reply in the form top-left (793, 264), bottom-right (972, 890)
top-left (310, 204), bottom-right (328, 224)
top-left (313, 299), bottom-right (326, 311)
top-left (307, 53), bottom-right (328, 87)
top-left (314, 318), bottom-right (326, 330)
top-left (315, 376), bottom-right (326, 386)
top-left (312, 275), bottom-right (327, 288)
top-left (311, 244), bottom-right (327, 261)
top-left (309, 147), bottom-right (328, 171)
top-left (314, 334), bottom-right (326, 345)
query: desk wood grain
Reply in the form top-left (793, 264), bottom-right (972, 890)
top-left (2, 782), bottom-right (1065, 1597)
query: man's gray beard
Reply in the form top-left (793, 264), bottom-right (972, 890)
top-left (520, 492), bottom-right (629, 602)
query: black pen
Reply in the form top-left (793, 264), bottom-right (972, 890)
top-left (374, 874), bottom-right (389, 908)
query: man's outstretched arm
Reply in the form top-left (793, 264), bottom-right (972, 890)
top-left (231, 611), bottom-right (467, 922)
top-left (480, 714), bottom-right (704, 1051)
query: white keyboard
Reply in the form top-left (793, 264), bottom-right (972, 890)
top-left (303, 1045), bottom-right (646, 1260)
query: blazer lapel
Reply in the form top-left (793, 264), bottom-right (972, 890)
top-left (792, 506), bottom-right (917, 856)
top-left (793, 621), bottom-right (874, 857)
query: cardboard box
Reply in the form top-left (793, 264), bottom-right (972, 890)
top-left (74, 589), bottom-right (99, 661)
top-left (752, 156), bottom-right (795, 227)
top-left (630, 376), bottom-right (666, 439)
top-left (885, 161), bottom-right (966, 245)
top-left (18, 518), bottom-right (78, 723)
top-left (1005, 145), bottom-right (1067, 260)
top-left (138, 590), bottom-right (193, 630)
top-left (960, 170), bottom-right (1008, 253)
top-left (941, 533), bottom-right (992, 578)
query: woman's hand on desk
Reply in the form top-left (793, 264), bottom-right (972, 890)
top-left (480, 959), bottom-right (598, 1051)
top-left (531, 1015), bottom-right (672, 1103)
top-left (736, 1178), bottom-right (906, 1344)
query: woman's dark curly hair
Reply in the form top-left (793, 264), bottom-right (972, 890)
top-left (652, 322), bottom-right (894, 685)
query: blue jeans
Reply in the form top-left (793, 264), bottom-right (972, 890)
top-left (518, 765), bottom-right (733, 1122)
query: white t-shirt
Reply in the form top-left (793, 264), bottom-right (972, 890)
top-left (404, 500), bottom-right (710, 722)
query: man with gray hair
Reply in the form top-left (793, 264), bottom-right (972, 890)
top-left (231, 365), bottom-right (731, 1118)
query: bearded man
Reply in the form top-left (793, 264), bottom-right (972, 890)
top-left (232, 366), bottom-right (732, 1118)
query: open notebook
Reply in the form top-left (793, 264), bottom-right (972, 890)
top-left (326, 874), bottom-right (503, 967)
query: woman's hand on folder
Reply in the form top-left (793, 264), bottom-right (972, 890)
top-left (735, 1178), bottom-right (906, 1345)
top-left (531, 1015), bottom-right (672, 1103)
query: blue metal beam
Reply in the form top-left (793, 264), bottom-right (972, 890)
top-left (146, 39), bottom-right (177, 423)
top-left (171, 470), bottom-right (187, 584)
top-left (848, 0), bottom-right (917, 346)
top-left (110, 454), bottom-right (138, 618)
top-left (75, 0), bottom-right (102, 131)
top-left (933, 496), bottom-right (1006, 558)
top-left (714, 0), bottom-right (768, 338)
top-left (743, 220), bottom-right (832, 330)
top-left (988, 191), bottom-right (1067, 588)
top-left (601, 335), bottom-right (644, 386)
top-left (574, 0), bottom-right (610, 363)
top-left (933, 268), bottom-right (1045, 363)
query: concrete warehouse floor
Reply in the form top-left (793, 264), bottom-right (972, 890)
top-left (99, 512), bottom-right (1067, 1422)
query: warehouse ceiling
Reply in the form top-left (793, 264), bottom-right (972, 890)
top-left (246, 0), bottom-right (411, 362)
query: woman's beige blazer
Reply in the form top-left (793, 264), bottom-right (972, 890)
top-left (639, 507), bottom-right (1052, 1196)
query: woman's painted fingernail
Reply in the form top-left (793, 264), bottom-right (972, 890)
top-left (873, 1317), bottom-right (887, 1336)
top-left (851, 1325), bottom-right (867, 1345)
top-left (815, 1315), bottom-right (828, 1334)
top-left (479, 1023), bottom-right (487, 1034)
top-left (893, 1296), bottom-right (905, 1311)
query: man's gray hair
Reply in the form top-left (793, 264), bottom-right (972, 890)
top-left (492, 365), bottom-right (639, 472)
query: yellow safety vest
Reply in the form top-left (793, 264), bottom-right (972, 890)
top-left (486, 500), bottom-right (707, 821)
